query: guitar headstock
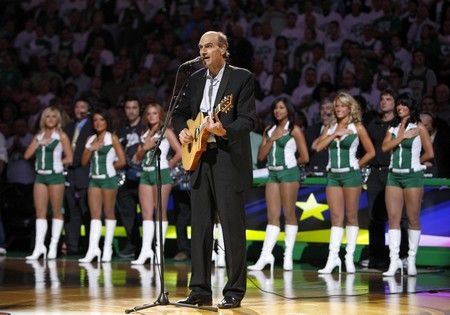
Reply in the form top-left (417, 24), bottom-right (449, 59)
top-left (216, 94), bottom-right (234, 114)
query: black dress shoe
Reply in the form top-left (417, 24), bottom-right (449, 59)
top-left (177, 294), bottom-right (212, 306)
top-left (217, 296), bottom-right (241, 309)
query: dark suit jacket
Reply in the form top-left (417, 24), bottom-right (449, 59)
top-left (64, 118), bottom-right (94, 189)
top-left (172, 64), bottom-right (256, 191)
top-left (432, 128), bottom-right (450, 178)
top-left (305, 123), bottom-right (328, 172)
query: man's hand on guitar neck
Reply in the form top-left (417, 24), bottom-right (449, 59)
top-left (179, 128), bottom-right (193, 144)
top-left (205, 114), bottom-right (227, 137)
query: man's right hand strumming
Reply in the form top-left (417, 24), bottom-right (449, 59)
top-left (179, 128), bottom-right (193, 144)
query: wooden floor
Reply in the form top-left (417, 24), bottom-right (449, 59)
top-left (0, 256), bottom-right (449, 314)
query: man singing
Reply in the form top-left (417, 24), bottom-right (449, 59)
top-left (173, 31), bottom-right (256, 309)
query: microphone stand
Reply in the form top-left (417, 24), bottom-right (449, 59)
top-left (125, 62), bottom-right (218, 313)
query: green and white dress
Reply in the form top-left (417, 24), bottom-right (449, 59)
top-left (35, 131), bottom-right (64, 175)
top-left (326, 123), bottom-right (359, 173)
top-left (86, 132), bottom-right (117, 179)
top-left (388, 123), bottom-right (425, 173)
top-left (140, 130), bottom-right (173, 185)
top-left (266, 122), bottom-right (297, 171)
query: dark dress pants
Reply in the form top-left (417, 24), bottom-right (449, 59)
top-left (189, 148), bottom-right (247, 299)
top-left (172, 188), bottom-right (191, 255)
top-left (116, 180), bottom-right (140, 251)
top-left (64, 186), bottom-right (89, 253)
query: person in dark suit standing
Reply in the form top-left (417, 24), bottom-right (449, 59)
top-left (63, 99), bottom-right (93, 254)
top-left (305, 98), bottom-right (333, 174)
top-left (173, 31), bottom-right (256, 309)
top-left (420, 112), bottom-right (450, 178)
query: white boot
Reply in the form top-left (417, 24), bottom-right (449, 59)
top-left (131, 220), bottom-right (155, 265)
top-left (47, 219), bottom-right (64, 259)
top-left (283, 224), bottom-right (298, 271)
top-left (216, 223), bottom-right (226, 268)
top-left (79, 220), bottom-right (102, 263)
top-left (407, 229), bottom-right (421, 276)
top-left (154, 221), bottom-right (168, 265)
top-left (383, 229), bottom-right (403, 276)
top-left (345, 226), bottom-right (359, 273)
top-left (318, 226), bottom-right (343, 274)
top-left (101, 219), bottom-right (116, 262)
top-left (26, 219), bottom-right (48, 260)
top-left (248, 225), bottom-right (280, 272)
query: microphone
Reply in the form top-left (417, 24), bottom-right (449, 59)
top-left (180, 56), bottom-right (202, 67)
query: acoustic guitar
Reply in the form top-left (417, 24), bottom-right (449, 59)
top-left (181, 94), bottom-right (234, 171)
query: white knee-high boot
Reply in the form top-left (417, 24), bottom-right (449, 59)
top-left (383, 229), bottom-right (403, 276)
top-left (154, 221), bottom-right (168, 265)
top-left (345, 226), bottom-right (359, 273)
top-left (26, 218), bottom-right (48, 260)
top-left (283, 224), bottom-right (298, 271)
top-left (48, 219), bottom-right (64, 259)
top-left (248, 224), bottom-right (280, 272)
top-left (101, 219), bottom-right (116, 262)
top-left (407, 229), bottom-right (421, 276)
top-left (131, 220), bottom-right (155, 265)
top-left (318, 226), bottom-right (344, 274)
top-left (79, 219), bottom-right (102, 263)
top-left (216, 223), bottom-right (226, 268)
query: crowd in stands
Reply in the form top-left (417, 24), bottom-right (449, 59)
top-left (1, 0), bottom-right (450, 255)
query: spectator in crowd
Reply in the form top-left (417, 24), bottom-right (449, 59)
top-left (24, 106), bottom-right (73, 260)
top-left (63, 98), bottom-right (93, 255)
top-left (437, 18), bottom-right (450, 83)
top-left (420, 112), bottom-right (450, 178)
top-left (315, 92), bottom-right (375, 274)
top-left (0, 131), bottom-right (8, 255)
top-left (65, 58), bottom-right (92, 99)
top-left (381, 94), bottom-right (433, 277)
top-left (405, 49), bottom-right (437, 103)
top-left (102, 62), bottom-right (129, 108)
top-left (6, 118), bottom-right (35, 219)
top-left (79, 108), bottom-right (126, 263)
top-left (116, 96), bottom-right (144, 258)
top-left (434, 83), bottom-right (450, 124)
top-left (228, 23), bottom-right (254, 71)
top-left (248, 97), bottom-right (309, 272)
